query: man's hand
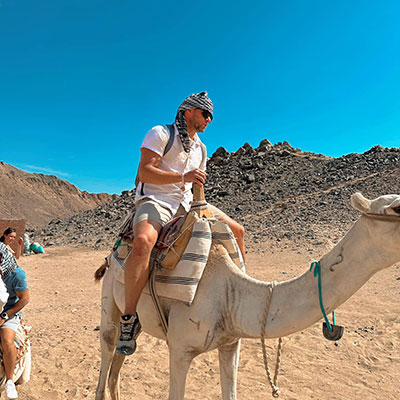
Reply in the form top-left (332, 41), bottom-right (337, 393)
top-left (183, 169), bottom-right (207, 186)
top-left (0, 318), bottom-right (6, 328)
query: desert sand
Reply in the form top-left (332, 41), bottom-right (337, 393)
top-left (13, 243), bottom-right (400, 400)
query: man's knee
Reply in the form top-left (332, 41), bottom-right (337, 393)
top-left (0, 335), bottom-right (15, 349)
top-left (131, 233), bottom-right (157, 257)
top-left (236, 224), bottom-right (245, 240)
top-left (238, 223), bottom-right (245, 237)
top-left (230, 221), bottom-right (245, 241)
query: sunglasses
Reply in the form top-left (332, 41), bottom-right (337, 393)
top-left (201, 110), bottom-right (213, 121)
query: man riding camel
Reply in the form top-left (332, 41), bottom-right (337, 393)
top-left (117, 91), bottom-right (245, 356)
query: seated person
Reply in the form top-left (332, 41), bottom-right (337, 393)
top-left (0, 228), bottom-right (23, 259)
top-left (0, 229), bottom-right (30, 399)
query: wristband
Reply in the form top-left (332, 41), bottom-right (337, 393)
top-left (181, 173), bottom-right (185, 186)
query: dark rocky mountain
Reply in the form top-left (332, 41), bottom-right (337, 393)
top-left (29, 140), bottom-right (400, 252)
top-left (0, 162), bottom-right (117, 227)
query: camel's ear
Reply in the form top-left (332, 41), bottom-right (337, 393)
top-left (351, 192), bottom-right (371, 213)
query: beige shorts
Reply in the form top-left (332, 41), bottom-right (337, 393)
top-left (133, 199), bottom-right (175, 227)
top-left (133, 199), bottom-right (228, 228)
top-left (0, 314), bottom-right (21, 333)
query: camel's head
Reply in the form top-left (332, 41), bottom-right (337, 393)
top-left (350, 192), bottom-right (400, 266)
top-left (351, 192), bottom-right (400, 216)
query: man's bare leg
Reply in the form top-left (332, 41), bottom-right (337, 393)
top-left (208, 205), bottom-right (246, 262)
top-left (1, 329), bottom-right (17, 380)
top-left (220, 215), bottom-right (246, 262)
top-left (116, 219), bottom-right (161, 355)
top-left (1, 328), bottom-right (18, 399)
top-left (124, 220), bottom-right (161, 315)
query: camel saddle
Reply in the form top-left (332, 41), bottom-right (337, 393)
top-left (115, 185), bottom-right (211, 271)
top-left (109, 185), bottom-right (244, 306)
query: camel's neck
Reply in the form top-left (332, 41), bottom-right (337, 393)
top-left (229, 218), bottom-right (397, 339)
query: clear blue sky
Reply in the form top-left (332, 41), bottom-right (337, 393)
top-left (1, 0), bottom-right (399, 194)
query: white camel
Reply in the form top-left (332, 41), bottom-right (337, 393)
top-left (95, 192), bottom-right (400, 400)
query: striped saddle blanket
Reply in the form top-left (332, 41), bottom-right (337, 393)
top-left (108, 212), bottom-right (245, 306)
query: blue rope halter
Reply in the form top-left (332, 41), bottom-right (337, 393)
top-left (309, 261), bottom-right (335, 332)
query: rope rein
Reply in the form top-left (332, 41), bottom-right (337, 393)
top-left (260, 281), bottom-right (283, 398)
top-left (309, 261), bottom-right (335, 332)
top-left (149, 266), bottom-right (169, 342)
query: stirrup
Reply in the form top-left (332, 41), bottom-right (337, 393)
top-left (323, 322), bottom-right (344, 341)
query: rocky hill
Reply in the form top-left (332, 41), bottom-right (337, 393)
top-left (29, 141), bottom-right (400, 252)
top-left (0, 162), bottom-right (118, 227)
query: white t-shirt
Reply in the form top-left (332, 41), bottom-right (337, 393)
top-left (136, 124), bottom-right (207, 214)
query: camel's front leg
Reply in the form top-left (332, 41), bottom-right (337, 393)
top-left (218, 340), bottom-right (241, 400)
top-left (95, 304), bottom-right (120, 400)
top-left (95, 269), bottom-right (122, 400)
top-left (108, 354), bottom-right (126, 400)
top-left (168, 347), bottom-right (194, 400)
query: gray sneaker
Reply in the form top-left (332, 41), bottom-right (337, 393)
top-left (116, 314), bottom-right (141, 356)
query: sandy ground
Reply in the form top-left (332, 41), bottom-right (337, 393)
top-left (12, 243), bottom-right (400, 400)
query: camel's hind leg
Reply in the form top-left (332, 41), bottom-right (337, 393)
top-left (95, 267), bottom-right (123, 400)
top-left (168, 347), bottom-right (195, 400)
top-left (218, 340), bottom-right (241, 400)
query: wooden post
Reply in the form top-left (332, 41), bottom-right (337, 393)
top-left (192, 184), bottom-right (211, 218)
top-left (193, 184), bottom-right (206, 202)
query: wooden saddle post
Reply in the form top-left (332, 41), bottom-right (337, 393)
top-left (192, 184), bottom-right (211, 218)
top-left (155, 184), bottom-right (211, 271)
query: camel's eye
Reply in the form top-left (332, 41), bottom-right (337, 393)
top-left (393, 206), bottom-right (400, 215)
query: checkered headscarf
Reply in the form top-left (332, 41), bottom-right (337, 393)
top-left (175, 91), bottom-right (213, 153)
top-left (0, 242), bottom-right (17, 279)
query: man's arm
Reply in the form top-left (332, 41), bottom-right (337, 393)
top-left (15, 237), bottom-right (23, 259)
top-left (139, 148), bottom-right (207, 186)
top-left (0, 289), bottom-right (30, 327)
